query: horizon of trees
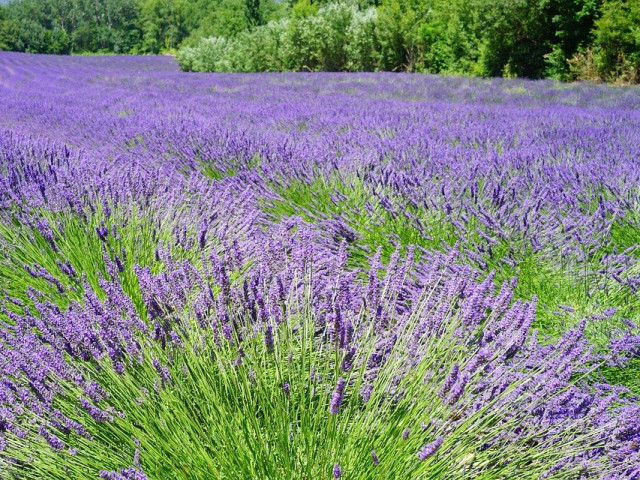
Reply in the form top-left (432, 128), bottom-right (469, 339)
top-left (0, 0), bottom-right (287, 54)
top-left (0, 0), bottom-right (638, 83)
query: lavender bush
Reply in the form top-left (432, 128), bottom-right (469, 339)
top-left (1, 52), bottom-right (639, 478)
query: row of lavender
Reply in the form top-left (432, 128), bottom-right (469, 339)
top-left (1, 52), bottom-right (639, 478)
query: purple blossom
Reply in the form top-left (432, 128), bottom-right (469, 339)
top-left (99, 467), bottom-right (147, 480)
top-left (330, 377), bottom-right (346, 414)
top-left (264, 325), bottom-right (274, 352)
top-left (360, 383), bottom-right (373, 403)
top-left (38, 426), bottom-right (65, 451)
top-left (439, 363), bottom-right (459, 397)
top-left (417, 436), bottom-right (444, 461)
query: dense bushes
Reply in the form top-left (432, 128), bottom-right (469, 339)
top-left (2, 0), bottom-right (640, 82)
top-left (177, 0), bottom-right (640, 83)
top-left (176, 1), bottom-right (544, 75)
top-left (177, 3), bottom-right (368, 72)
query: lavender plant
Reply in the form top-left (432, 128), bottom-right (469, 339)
top-left (2, 235), bottom-right (639, 478)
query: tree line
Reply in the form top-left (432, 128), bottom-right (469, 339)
top-left (1, 0), bottom-right (639, 82)
top-left (0, 0), bottom-right (286, 55)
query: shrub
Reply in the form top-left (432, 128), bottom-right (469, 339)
top-left (177, 2), bottom-right (380, 73)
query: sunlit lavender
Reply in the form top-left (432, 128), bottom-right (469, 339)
top-left (1, 52), bottom-right (640, 479)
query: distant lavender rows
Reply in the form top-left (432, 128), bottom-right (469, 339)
top-left (1, 52), bottom-right (640, 478)
top-left (2, 52), bottom-right (640, 327)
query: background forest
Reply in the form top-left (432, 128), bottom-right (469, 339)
top-left (0, 0), bottom-right (638, 81)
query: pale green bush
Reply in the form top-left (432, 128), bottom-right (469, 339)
top-left (177, 2), bottom-right (380, 73)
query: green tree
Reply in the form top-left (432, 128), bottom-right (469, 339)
top-left (245, 0), bottom-right (262, 29)
top-left (0, 6), bottom-right (22, 50)
top-left (182, 0), bottom-right (249, 44)
top-left (474, 0), bottom-right (554, 78)
top-left (1, 0), bottom-right (143, 53)
top-left (376, 0), bottom-right (417, 71)
top-left (544, 0), bottom-right (601, 78)
top-left (592, 0), bottom-right (640, 81)
top-left (139, 0), bottom-right (190, 52)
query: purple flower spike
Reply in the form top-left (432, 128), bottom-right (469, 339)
top-left (330, 377), bottom-right (346, 414)
top-left (418, 436), bottom-right (444, 461)
top-left (439, 363), bottom-right (459, 397)
top-left (264, 325), bottom-right (274, 352)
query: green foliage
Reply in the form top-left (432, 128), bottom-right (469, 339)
top-left (0, 0), bottom-right (283, 54)
top-left (176, 0), bottom-right (637, 83)
top-left (0, 6), bottom-right (16, 50)
top-left (245, 0), bottom-right (262, 29)
top-left (1, 0), bottom-right (639, 82)
top-left (290, 0), bottom-right (317, 18)
top-left (592, 0), bottom-right (640, 82)
top-left (544, 0), bottom-right (601, 79)
top-left (183, 0), bottom-right (248, 44)
top-left (139, 0), bottom-right (190, 53)
top-left (0, 0), bottom-right (143, 53)
top-left (420, 1), bottom-right (484, 74)
top-left (375, 1), bottom-right (416, 71)
top-left (178, 2), bottom-right (375, 72)
top-left (346, 5), bottom-right (379, 70)
top-left (474, 0), bottom-right (552, 78)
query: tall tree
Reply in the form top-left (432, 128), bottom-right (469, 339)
top-left (244, 0), bottom-right (262, 29)
top-left (592, 0), bottom-right (640, 80)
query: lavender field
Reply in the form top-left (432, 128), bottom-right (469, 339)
top-left (1, 52), bottom-right (640, 479)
